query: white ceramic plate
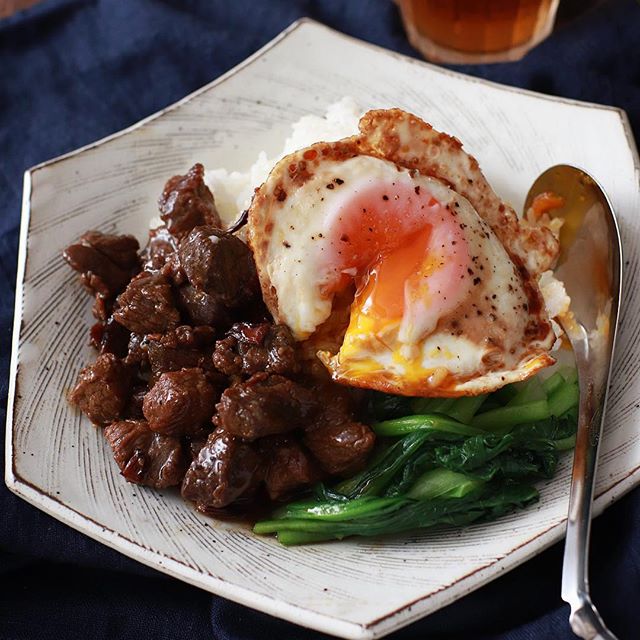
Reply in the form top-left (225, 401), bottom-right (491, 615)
top-left (6, 19), bottom-right (640, 640)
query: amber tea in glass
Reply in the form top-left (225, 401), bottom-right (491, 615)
top-left (398, 0), bottom-right (560, 64)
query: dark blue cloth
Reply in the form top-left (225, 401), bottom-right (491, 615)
top-left (1, 1), bottom-right (639, 638)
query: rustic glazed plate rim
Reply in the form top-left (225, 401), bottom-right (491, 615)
top-left (6, 18), bottom-right (640, 640)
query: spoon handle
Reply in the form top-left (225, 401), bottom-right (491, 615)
top-left (561, 364), bottom-right (618, 640)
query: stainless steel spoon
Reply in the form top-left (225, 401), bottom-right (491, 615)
top-left (524, 165), bottom-right (622, 640)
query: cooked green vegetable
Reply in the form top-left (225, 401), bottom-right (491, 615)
top-left (373, 414), bottom-right (483, 438)
top-left (254, 485), bottom-right (539, 545)
top-left (255, 368), bottom-right (579, 546)
top-left (446, 394), bottom-right (488, 424)
top-left (471, 399), bottom-right (550, 432)
top-left (406, 468), bottom-right (484, 500)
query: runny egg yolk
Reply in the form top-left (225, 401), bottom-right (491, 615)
top-left (359, 225), bottom-right (433, 320)
top-left (320, 180), bottom-right (473, 383)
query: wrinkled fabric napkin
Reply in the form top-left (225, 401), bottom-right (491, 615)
top-left (1, 1), bottom-right (639, 638)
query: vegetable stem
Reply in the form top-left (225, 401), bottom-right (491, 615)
top-left (548, 383), bottom-right (579, 417)
top-left (373, 414), bottom-right (483, 437)
top-left (447, 394), bottom-right (489, 424)
top-left (472, 399), bottom-right (550, 433)
top-left (407, 468), bottom-right (484, 500)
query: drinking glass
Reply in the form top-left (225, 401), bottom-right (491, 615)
top-left (397, 0), bottom-right (560, 64)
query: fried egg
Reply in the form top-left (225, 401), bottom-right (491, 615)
top-left (248, 109), bottom-right (558, 396)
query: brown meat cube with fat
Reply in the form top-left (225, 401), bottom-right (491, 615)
top-left (159, 163), bottom-right (222, 238)
top-left (104, 420), bottom-right (187, 489)
top-left (143, 368), bottom-right (216, 437)
top-left (181, 430), bottom-right (261, 510)
top-left (68, 353), bottom-right (132, 426)
top-left (214, 373), bottom-right (317, 441)
top-left (212, 322), bottom-right (299, 378)
top-left (259, 437), bottom-right (319, 501)
top-left (113, 272), bottom-right (180, 334)
top-left (178, 226), bottom-right (259, 308)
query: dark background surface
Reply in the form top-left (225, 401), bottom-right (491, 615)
top-left (1, 1), bottom-right (639, 639)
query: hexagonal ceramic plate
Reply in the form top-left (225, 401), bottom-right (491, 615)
top-left (6, 19), bottom-right (640, 640)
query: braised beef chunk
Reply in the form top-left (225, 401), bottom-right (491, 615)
top-left (80, 231), bottom-right (140, 269)
top-left (181, 430), bottom-right (261, 510)
top-left (159, 163), bottom-right (221, 237)
top-left (113, 272), bottom-right (180, 334)
top-left (302, 385), bottom-right (375, 475)
top-left (63, 163), bottom-right (381, 515)
top-left (304, 421), bottom-right (375, 475)
top-left (215, 373), bottom-right (317, 441)
top-left (104, 420), bottom-right (187, 489)
top-left (68, 353), bottom-right (132, 426)
top-left (63, 231), bottom-right (140, 301)
top-left (89, 316), bottom-right (130, 358)
top-left (176, 284), bottom-right (231, 328)
top-left (260, 437), bottom-right (318, 501)
top-left (212, 323), bottom-right (299, 377)
top-left (146, 325), bottom-right (216, 381)
top-left (178, 226), bottom-right (259, 307)
top-left (141, 225), bottom-right (178, 273)
top-left (143, 368), bottom-right (216, 436)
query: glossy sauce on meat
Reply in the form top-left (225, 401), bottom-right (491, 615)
top-left (64, 162), bottom-right (376, 518)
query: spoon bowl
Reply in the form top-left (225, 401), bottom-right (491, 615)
top-left (524, 165), bottom-right (623, 640)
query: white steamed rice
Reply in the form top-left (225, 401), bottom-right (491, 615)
top-left (204, 96), bottom-right (363, 227)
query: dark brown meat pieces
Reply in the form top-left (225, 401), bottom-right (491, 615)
top-left (212, 323), bottom-right (299, 378)
top-left (140, 225), bottom-right (178, 273)
top-left (260, 437), bottom-right (318, 501)
top-left (181, 430), bottom-right (261, 510)
top-left (178, 226), bottom-right (259, 308)
top-left (104, 420), bottom-right (187, 489)
top-left (63, 231), bottom-right (140, 319)
top-left (89, 316), bottom-right (130, 358)
top-left (113, 272), bottom-right (180, 334)
top-left (143, 368), bottom-right (216, 436)
top-left (215, 373), bottom-right (317, 441)
top-left (68, 353), bottom-right (132, 426)
top-left (176, 284), bottom-right (231, 327)
top-left (146, 325), bottom-right (216, 381)
top-left (159, 163), bottom-right (222, 238)
top-left (303, 387), bottom-right (375, 475)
